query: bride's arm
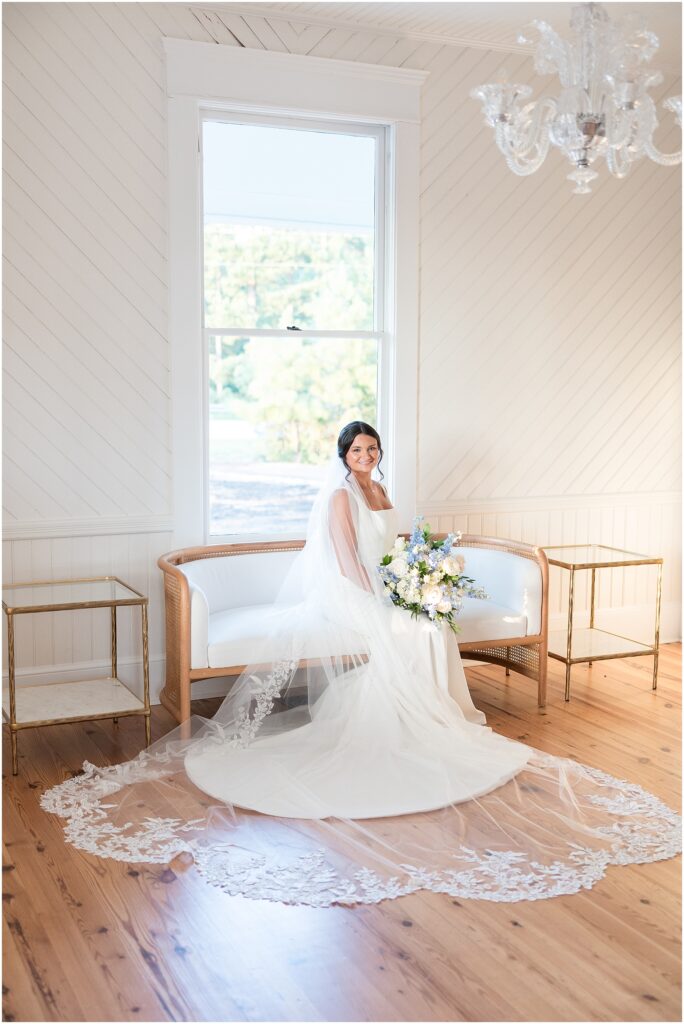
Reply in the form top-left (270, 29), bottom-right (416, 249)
top-left (328, 488), bottom-right (373, 592)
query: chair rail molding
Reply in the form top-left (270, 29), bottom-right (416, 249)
top-left (418, 490), bottom-right (682, 516)
top-left (2, 514), bottom-right (175, 541)
top-left (163, 37), bottom-right (427, 547)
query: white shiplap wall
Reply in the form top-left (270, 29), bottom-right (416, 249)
top-left (3, 2), bottom-right (681, 704)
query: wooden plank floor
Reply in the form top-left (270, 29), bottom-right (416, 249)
top-left (3, 646), bottom-right (681, 1023)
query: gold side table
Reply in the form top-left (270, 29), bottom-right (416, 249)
top-left (542, 545), bottom-right (663, 701)
top-left (2, 576), bottom-right (151, 776)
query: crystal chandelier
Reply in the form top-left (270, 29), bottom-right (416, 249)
top-left (471, 2), bottom-right (682, 194)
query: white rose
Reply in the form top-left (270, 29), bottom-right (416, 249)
top-left (436, 599), bottom-right (452, 613)
top-left (392, 536), bottom-right (407, 552)
top-left (388, 557), bottom-right (409, 578)
top-left (442, 554), bottom-right (465, 576)
top-left (421, 584), bottom-right (443, 606)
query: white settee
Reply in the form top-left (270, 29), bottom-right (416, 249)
top-left (157, 535), bottom-right (549, 723)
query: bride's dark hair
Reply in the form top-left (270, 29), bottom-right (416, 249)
top-left (337, 421), bottom-right (384, 481)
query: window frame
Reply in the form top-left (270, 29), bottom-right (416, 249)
top-left (164, 39), bottom-right (426, 546)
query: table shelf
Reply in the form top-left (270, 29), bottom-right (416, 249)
top-left (547, 627), bottom-right (656, 663)
top-left (3, 676), bottom-right (146, 728)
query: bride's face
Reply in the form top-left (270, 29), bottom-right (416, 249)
top-left (346, 434), bottom-right (380, 474)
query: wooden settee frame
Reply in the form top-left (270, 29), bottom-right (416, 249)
top-left (157, 534), bottom-right (549, 723)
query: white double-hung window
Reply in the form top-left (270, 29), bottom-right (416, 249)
top-left (164, 40), bottom-right (424, 546)
top-left (202, 114), bottom-right (385, 540)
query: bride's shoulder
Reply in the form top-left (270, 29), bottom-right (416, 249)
top-left (329, 483), bottom-right (364, 517)
top-left (329, 484), bottom-right (355, 510)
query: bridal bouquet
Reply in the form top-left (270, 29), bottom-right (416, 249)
top-left (377, 516), bottom-right (488, 634)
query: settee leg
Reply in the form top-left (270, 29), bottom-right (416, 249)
top-left (160, 681), bottom-right (189, 725)
top-left (505, 646), bottom-right (510, 677)
top-left (537, 644), bottom-right (547, 708)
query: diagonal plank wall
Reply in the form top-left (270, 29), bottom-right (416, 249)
top-left (3, 2), bottom-right (681, 701)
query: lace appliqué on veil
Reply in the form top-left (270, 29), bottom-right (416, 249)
top-left (40, 750), bottom-right (682, 907)
top-left (226, 659), bottom-right (296, 748)
top-left (40, 756), bottom-right (205, 862)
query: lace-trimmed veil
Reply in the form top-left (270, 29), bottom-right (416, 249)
top-left (40, 452), bottom-right (681, 906)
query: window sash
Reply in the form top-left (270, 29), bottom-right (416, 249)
top-left (200, 331), bottom-right (387, 548)
top-left (203, 328), bottom-right (383, 339)
top-left (200, 109), bottom-right (387, 336)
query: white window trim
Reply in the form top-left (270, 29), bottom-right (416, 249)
top-left (164, 39), bottom-right (427, 546)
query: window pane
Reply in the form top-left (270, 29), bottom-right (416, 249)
top-left (208, 335), bottom-right (378, 537)
top-left (203, 120), bottom-right (377, 332)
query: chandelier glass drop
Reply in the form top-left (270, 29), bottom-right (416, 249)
top-left (470, 2), bottom-right (682, 194)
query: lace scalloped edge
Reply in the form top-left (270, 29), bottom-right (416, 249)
top-left (38, 749), bottom-right (682, 907)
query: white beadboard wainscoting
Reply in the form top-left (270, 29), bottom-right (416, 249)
top-left (3, 3), bottom-right (681, 705)
top-left (419, 492), bottom-right (681, 645)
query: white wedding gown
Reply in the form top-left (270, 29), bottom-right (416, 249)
top-left (40, 469), bottom-right (681, 907)
top-left (184, 506), bottom-right (530, 819)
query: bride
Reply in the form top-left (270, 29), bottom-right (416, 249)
top-left (41, 422), bottom-right (680, 906)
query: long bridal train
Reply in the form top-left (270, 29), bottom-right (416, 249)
top-left (40, 461), bottom-right (681, 907)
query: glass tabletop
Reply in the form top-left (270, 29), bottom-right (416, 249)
top-left (542, 544), bottom-right (659, 567)
top-left (3, 578), bottom-right (144, 611)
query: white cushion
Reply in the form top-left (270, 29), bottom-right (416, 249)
top-left (180, 544), bottom-right (542, 670)
top-left (179, 547), bottom-right (541, 626)
top-left (207, 604), bottom-right (366, 668)
top-left (456, 547), bottom-right (543, 635)
top-left (187, 581), bottom-right (209, 669)
top-left (205, 597), bottom-right (527, 670)
top-left (180, 551), bottom-right (299, 614)
top-left (454, 596), bottom-right (527, 643)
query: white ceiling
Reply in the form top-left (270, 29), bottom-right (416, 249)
top-left (209, 2), bottom-right (682, 73)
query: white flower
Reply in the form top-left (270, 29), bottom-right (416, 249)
top-left (392, 536), bottom-right (407, 552)
top-left (421, 584), bottom-right (443, 607)
top-left (436, 600), bottom-right (452, 613)
top-left (388, 557), bottom-right (409, 578)
top-left (442, 554), bottom-right (465, 576)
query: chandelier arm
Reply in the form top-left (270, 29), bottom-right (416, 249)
top-left (494, 98), bottom-right (556, 176)
top-left (643, 140), bottom-right (682, 167)
top-left (606, 146), bottom-right (634, 178)
top-left (495, 128), bottom-right (550, 176)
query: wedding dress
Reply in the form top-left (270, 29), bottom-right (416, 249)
top-left (40, 458), bottom-right (681, 907)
